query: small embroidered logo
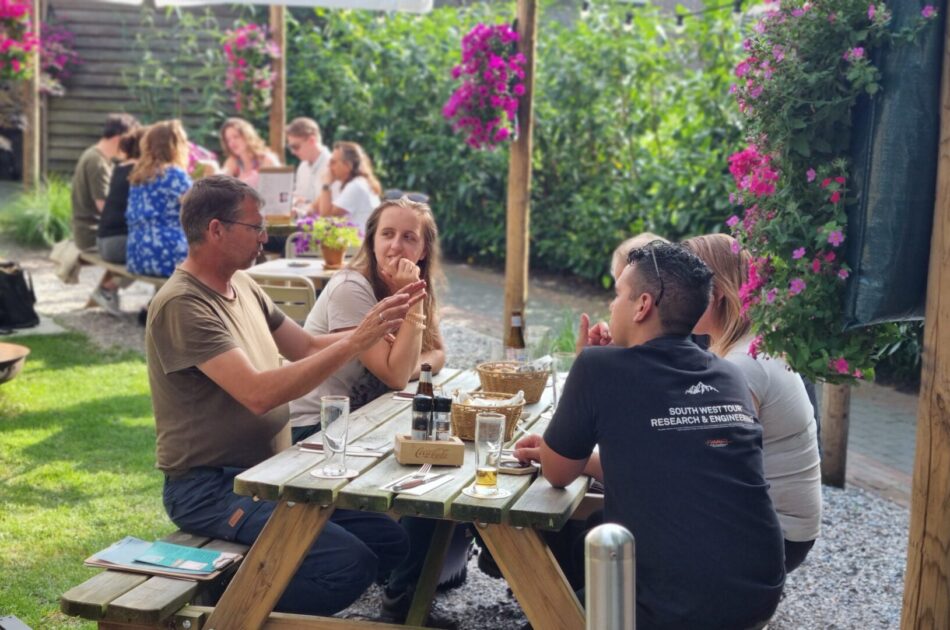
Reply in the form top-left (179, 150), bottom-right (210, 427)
top-left (685, 381), bottom-right (719, 395)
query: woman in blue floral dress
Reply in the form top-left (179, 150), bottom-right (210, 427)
top-left (126, 120), bottom-right (192, 277)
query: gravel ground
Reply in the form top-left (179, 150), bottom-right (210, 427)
top-left (3, 237), bottom-right (911, 628)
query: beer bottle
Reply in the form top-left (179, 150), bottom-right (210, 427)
top-left (417, 363), bottom-right (434, 397)
top-left (411, 395), bottom-right (433, 441)
top-left (505, 310), bottom-right (527, 363)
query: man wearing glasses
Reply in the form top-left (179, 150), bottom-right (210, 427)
top-left (145, 175), bottom-right (424, 617)
top-left (286, 117), bottom-right (330, 216)
top-left (514, 242), bottom-right (785, 629)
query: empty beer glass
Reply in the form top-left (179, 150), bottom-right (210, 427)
top-left (474, 412), bottom-right (505, 496)
top-left (320, 395), bottom-right (350, 477)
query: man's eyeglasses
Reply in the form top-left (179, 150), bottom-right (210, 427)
top-left (219, 219), bottom-right (267, 236)
top-left (382, 189), bottom-right (430, 204)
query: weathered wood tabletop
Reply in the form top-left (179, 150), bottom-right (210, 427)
top-left (204, 367), bottom-right (589, 630)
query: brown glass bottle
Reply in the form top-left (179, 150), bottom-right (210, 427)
top-left (505, 310), bottom-right (527, 363)
top-left (416, 363), bottom-right (434, 397)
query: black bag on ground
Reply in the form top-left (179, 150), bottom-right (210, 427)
top-left (0, 261), bottom-right (40, 330)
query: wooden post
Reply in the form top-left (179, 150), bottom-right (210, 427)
top-left (268, 4), bottom-right (286, 159)
top-left (502, 0), bottom-right (538, 339)
top-left (21, 0), bottom-right (42, 189)
top-left (819, 383), bottom-right (851, 488)
top-left (901, 6), bottom-right (950, 627)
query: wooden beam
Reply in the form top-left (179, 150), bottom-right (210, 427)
top-left (268, 5), bottom-right (286, 159)
top-left (502, 0), bottom-right (538, 340)
top-left (22, 0), bottom-right (42, 189)
top-left (819, 383), bottom-right (851, 488)
top-left (901, 6), bottom-right (950, 627)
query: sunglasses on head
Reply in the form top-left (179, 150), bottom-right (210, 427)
top-left (382, 189), bottom-right (430, 203)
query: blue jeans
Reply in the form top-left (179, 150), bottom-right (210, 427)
top-left (163, 467), bottom-right (408, 616)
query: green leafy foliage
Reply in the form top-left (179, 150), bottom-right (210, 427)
top-left (285, 4), bottom-right (743, 286)
top-left (1, 176), bottom-right (72, 246)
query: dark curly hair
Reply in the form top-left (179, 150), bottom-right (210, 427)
top-left (626, 241), bottom-right (714, 335)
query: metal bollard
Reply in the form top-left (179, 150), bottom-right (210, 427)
top-left (585, 523), bottom-right (635, 630)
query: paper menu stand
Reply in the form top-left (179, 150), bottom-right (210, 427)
top-left (258, 166), bottom-right (296, 224)
top-left (85, 536), bottom-right (242, 581)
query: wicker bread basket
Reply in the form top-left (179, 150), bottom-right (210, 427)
top-left (450, 391), bottom-right (525, 442)
top-left (476, 361), bottom-right (548, 404)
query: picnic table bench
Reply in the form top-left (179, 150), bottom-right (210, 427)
top-left (78, 251), bottom-right (167, 288)
top-left (60, 531), bottom-right (247, 629)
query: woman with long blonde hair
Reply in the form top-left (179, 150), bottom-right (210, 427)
top-left (126, 120), bottom-right (192, 277)
top-left (219, 117), bottom-right (280, 189)
top-left (683, 233), bottom-right (821, 573)
top-left (290, 195), bottom-right (444, 441)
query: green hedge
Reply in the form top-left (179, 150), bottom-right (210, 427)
top-left (287, 3), bottom-right (743, 286)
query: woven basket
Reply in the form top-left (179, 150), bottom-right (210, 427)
top-left (476, 361), bottom-right (548, 404)
top-left (450, 391), bottom-right (525, 442)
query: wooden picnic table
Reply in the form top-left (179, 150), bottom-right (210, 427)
top-left (203, 366), bottom-right (589, 630)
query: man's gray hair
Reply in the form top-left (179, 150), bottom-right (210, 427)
top-left (180, 175), bottom-right (263, 244)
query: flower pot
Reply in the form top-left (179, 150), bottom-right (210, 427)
top-left (321, 245), bottom-right (345, 270)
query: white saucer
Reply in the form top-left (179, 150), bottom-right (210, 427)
top-left (310, 468), bottom-right (359, 479)
top-left (461, 486), bottom-right (512, 500)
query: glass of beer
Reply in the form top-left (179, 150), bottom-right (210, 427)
top-left (320, 395), bottom-right (350, 477)
top-left (474, 412), bottom-right (505, 496)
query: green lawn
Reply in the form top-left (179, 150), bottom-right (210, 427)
top-left (0, 334), bottom-right (174, 628)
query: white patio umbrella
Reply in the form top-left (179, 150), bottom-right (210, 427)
top-left (94, 0), bottom-right (431, 11)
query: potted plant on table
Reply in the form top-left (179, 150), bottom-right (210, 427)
top-left (294, 216), bottom-right (362, 270)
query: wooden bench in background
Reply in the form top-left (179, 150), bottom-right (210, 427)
top-left (60, 531), bottom-right (247, 630)
top-left (78, 252), bottom-right (167, 289)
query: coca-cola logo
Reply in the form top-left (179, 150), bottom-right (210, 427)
top-left (413, 446), bottom-right (449, 460)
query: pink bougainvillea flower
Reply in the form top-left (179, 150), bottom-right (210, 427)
top-left (806, 168), bottom-right (816, 182)
top-left (828, 230), bottom-right (845, 246)
top-left (789, 278), bottom-right (806, 295)
top-left (792, 247), bottom-right (806, 260)
top-left (922, 5), bottom-right (937, 19)
top-left (831, 357), bottom-right (850, 375)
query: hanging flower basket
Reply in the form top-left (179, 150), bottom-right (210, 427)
top-left (443, 22), bottom-right (526, 151)
top-left (222, 22), bottom-right (281, 118)
top-left (0, 0), bottom-right (39, 82)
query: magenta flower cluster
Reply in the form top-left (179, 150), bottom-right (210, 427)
top-left (223, 23), bottom-right (280, 117)
top-left (0, 0), bottom-right (39, 81)
top-left (443, 23), bottom-right (526, 150)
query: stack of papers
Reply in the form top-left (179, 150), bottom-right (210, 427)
top-left (85, 536), bottom-right (242, 581)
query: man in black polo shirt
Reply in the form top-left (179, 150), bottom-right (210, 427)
top-left (515, 242), bottom-right (785, 629)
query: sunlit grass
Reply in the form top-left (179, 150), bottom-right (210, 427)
top-left (0, 334), bottom-right (173, 628)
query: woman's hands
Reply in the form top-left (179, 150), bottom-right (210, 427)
top-left (350, 280), bottom-right (426, 352)
top-left (380, 257), bottom-right (421, 291)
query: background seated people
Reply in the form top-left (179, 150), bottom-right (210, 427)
top-left (126, 120), bottom-right (192, 278)
top-left (684, 233), bottom-right (821, 573)
top-left (149, 175), bottom-right (423, 617)
top-left (97, 127), bottom-right (145, 264)
top-left (286, 117), bottom-right (330, 216)
top-left (219, 117), bottom-right (280, 190)
top-left (514, 242), bottom-right (785, 630)
top-left (290, 196), bottom-right (445, 442)
top-left (316, 141), bottom-right (382, 231)
top-left (73, 113), bottom-right (139, 316)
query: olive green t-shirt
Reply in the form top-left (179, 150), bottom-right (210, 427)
top-left (146, 268), bottom-right (289, 475)
top-left (70, 145), bottom-right (112, 251)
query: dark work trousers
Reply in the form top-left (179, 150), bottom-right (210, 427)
top-left (163, 467), bottom-right (409, 616)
